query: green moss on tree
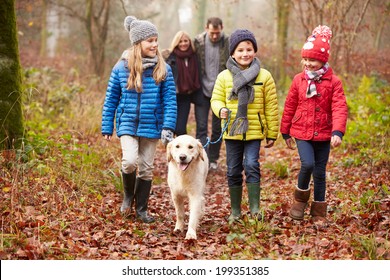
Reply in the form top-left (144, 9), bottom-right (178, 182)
top-left (0, 0), bottom-right (24, 150)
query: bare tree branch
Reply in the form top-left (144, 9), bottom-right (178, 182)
top-left (47, 0), bottom-right (86, 23)
top-left (350, 0), bottom-right (371, 45)
top-left (119, 0), bottom-right (128, 16)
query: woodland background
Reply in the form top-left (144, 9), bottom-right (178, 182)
top-left (0, 0), bottom-right (389, 260)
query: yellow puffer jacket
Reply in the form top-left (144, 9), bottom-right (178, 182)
top-left (211, 68), bottom-right (279, 141)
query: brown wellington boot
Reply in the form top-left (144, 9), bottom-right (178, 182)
top-left (289, 188), bottom-right (310, 220)
top-left (310, 201), bottom-right (328, 225)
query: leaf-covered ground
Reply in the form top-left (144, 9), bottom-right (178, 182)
top-left (1, 127), bottom-right (389, 260)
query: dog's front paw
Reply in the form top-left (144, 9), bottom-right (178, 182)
top-left (185, 228), bottom-right (197, 240)
top-left (174, 225), bottom-right (184, 233)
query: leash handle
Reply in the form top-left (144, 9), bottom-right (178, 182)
top-left (203, 110), bottom-right (231, 148)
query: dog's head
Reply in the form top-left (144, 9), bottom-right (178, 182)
top-left (167, 135), bottom-right (205, 171)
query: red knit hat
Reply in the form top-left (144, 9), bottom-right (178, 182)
top-left (301, 25), bottom-right (332, 63)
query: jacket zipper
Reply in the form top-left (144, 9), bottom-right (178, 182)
top-left (135, 92), bottom-right (140, 132)
top-left (258, 113), bottom-right (265, 134)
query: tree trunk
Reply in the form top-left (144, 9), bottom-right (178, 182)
top-left (40, 0), bottom-right (48, 57)
top-left (193, 0), bottom-right (207, 35)
top-left (276, 0), bottom-right (291, 92)
top-left (374, 12), bottom-right (385, 51)
top-left (0, 0), bottom-right (24, 150)
top-left (85, 0), bottom-right (110, 77)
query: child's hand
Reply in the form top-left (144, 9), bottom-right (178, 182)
top-left (331, 135), bottom-right (342, 147)
top-left (161, 129), bottom-right (174, 146)
top-left (285, 138), bottom-right (296, 150)
top-left (103, 135), bottom-right (112, 141)
top-left (264, 139), bottom-right (275, 148)
top-left (220, 108), bottom-right (229, 119)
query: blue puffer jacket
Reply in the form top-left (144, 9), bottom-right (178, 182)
top-left (101, 59), bottom-right (177, 139)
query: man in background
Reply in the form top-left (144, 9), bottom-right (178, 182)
top-left (194, 17), bottom-right (230, 170)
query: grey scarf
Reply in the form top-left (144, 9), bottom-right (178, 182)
top-left (226, 57), bottom-right (261, 135)
top-left (121, 50), bottom-right (158, 70)
top-left (142, 56), bottom-right (158, 69)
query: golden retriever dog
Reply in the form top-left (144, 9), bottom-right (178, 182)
top-left (166, 135), bottom-right (209, 240)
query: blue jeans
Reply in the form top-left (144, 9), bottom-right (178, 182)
top-left (194, 93), bottom-right (222, 163)
top-left (296, 139), bottom-right (330, 201)
top-left (225, 140), bottom-right (261, 186)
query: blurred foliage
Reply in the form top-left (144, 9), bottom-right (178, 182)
top-left (12, 67), bottom-right (115, 191)
top-left (342, 75), bottom-right (390, 167)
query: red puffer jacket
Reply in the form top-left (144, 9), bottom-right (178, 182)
top-left (280, 68), bottom-right (348, 141)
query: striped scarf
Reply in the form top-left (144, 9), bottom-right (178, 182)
top-left (305, 63), bottom-right (329, 98)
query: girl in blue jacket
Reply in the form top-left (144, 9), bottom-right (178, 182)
top-left (101, 16), bottom-right (177, 223)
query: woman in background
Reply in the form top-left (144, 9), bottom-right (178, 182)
top-left (165, 31), bottom-right (200, 136)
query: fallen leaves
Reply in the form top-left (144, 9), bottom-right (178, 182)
top-left (1, 133), bottom-right (389, 260)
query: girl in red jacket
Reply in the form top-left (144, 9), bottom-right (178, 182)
top-left (280, 25), bottom-right (348, 225)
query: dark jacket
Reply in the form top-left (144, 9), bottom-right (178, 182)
top-left (165, 51), bottom-right (200, 94)
top-left (193, 32), bottom-right (230, 80)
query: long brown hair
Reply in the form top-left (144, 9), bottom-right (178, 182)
top-left (126, 44), bottom-right (167, 93)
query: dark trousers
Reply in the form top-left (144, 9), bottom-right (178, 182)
top-left (175, 91), bottom-right (200, 136)
top-left (175, 94), bottom-right (192, 136)
top-left (296, 139), bottom-right (331, 201)
top-left (194, 93), bottom-right (222, 163)
top-left (225, 139), bottom-right (261, 186)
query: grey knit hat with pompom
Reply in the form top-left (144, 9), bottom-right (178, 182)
top-left (124, 16), bottom-right (158, 45)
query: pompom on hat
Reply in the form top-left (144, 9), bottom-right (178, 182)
top-left (124, 16), bottom-right (158, 45)
top-left (229, 29), bottom-right (258, 55)
top-left (301, 25), bottom-right (332, 63)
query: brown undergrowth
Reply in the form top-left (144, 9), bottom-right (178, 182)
top-left (1, 131), bottom-right (389, 260)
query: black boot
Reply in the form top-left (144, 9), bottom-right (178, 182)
top-left (120, 171), bottom-right (136, 215)
top-left (135, 179), bottom-right (155, 223)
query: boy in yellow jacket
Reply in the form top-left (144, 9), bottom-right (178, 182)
top-left (211, 29), bottom-right (279, 222)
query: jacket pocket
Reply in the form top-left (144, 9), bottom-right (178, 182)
top-left (292, 111), bottom-right (302, 123)
top-left (154, 110), bottom-right (161, 131)
top-left (327, 114), bottom-right (332, 126)
top-left (117, 108), bottom-right (124, 126)
top-left (116, 108), bottom-right (124, 132)
top-left (257, 113), bottom-right (265, 134)
top-left (322, 113), bottom-right (332, 131)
